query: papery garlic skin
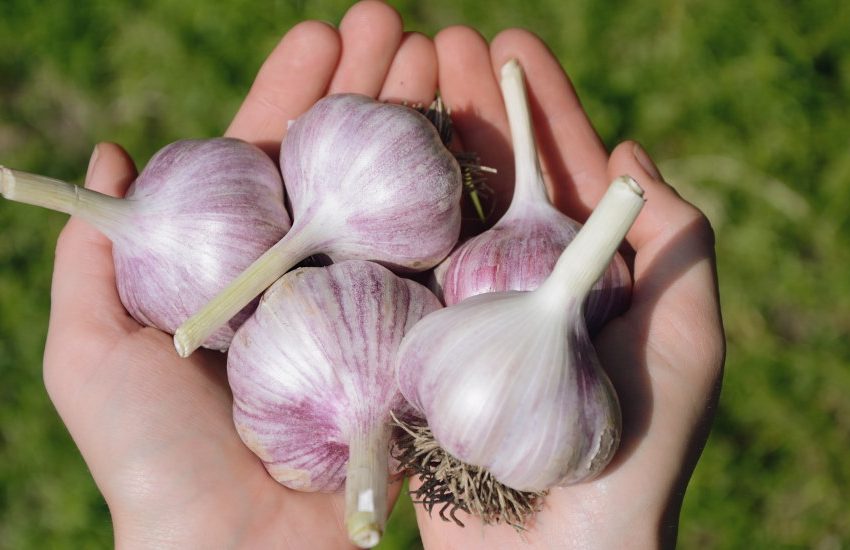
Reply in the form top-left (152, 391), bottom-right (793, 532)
top-left (434, 199), bottom-right (630, 333)
top-left (432, 59), bottom-right (629, 334)
top-left (398, 176), bottom-right (644, 493)
top-left (174, 95), bottom-right (462, 357)
top-left (115, 138), bottom-right (289, 350)
top-left (397, 292), bottom-right (620, 491)
top-left (228, 260), bottom-right (441, 491)
top-left (282, 94), bottom-right (462, 270)
top-left (229, 260), bottom-right (442, 547)
top-left (0, 138), bottom-right (289, 351)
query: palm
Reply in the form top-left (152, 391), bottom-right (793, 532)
top-left (44, 3), bottom-right (723, 548)
top-left (43, 2), bottom-right (438, 547)
top-left (411, 26), bottom-right (724, 550)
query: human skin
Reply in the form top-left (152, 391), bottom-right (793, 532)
top-left (45, 3), bottom-right (426, 547)
top-left (42, 1), bottom-right (724, 548)
top-left (413, 26), bottom-right (725, 550)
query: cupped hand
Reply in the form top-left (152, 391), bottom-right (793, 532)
top-left (43, 2), bottom-right (437, 547)
top-left (411, 28), bottom-right (725, 549)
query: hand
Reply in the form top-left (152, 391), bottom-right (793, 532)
top-left (409, 28), bottom-right (725, 549)
top-left (43, 2), bottom-right (438, 547)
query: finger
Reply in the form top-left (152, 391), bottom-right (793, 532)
top-left (379, 32), bottom-right (438, 106)
top-left (49, 143), bottom-right (140, 341)
top-left (226, 21), bottom-right (341, 156)
top-left (593, 143), bottom-right (723, 527)
top-left (327, 0), bottom-right (403, 96)
top-left (435, 26), bottom-right (514, 221)
top-left (610, 141), bottom-right (712, 258)
top-left (606, 140), bottom-right (724, 374)
top-left (490, 28), bottom-right (609, 221)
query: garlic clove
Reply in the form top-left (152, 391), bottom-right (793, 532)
top-left (227, 260), bottom-right (441, 547)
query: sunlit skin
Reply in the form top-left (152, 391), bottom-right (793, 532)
top-left (43, 1), bottom-right (724, 548)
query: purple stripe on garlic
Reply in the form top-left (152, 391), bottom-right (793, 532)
top-left (0, 138), bottom-right (290, 350)
top-left (432, 59), bottom-right (630, 334)
top-left (175, 94), bottom-right (462, 357)
top-left (228, 260), bottom-right (441, 547)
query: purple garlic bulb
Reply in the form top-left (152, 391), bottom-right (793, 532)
top-left (433, 60), bottom-right (629, 334)
top-left (228, 260), bottom-right (441, 547)
top-left (0, 138), bottom-right (290, 350)
top-left (175, 94), bottom-right (462, 357)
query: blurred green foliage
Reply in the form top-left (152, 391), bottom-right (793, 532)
top-left (1, 0), bottom-right (848, 548)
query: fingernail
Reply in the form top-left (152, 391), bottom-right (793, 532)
top-left (633, 142), bottom-right (663, 182)
top-left (85, 143), bottom-right (101, 188)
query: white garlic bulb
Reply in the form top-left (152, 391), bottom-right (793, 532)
top-left (397, 176), bottom-right (644, 493)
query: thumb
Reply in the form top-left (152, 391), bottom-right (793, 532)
top-left (604, 139), bottom-right (724, 381)
top-left (607, 140), bottom-right (706, 252)
top-left (85, 142), bottom-right (137, 195)
top-left (47, 142), bottom-right (139, 368)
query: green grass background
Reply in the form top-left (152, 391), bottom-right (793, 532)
top-left (1, 0), bottom-right (849, 548)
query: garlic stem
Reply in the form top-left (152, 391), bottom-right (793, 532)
top-left (344, 422), bottom-right (391, 549)
top-left (0, 166), bottom-right (132, 240)
top-left (500, 59), bottom-right (549, 209)
top-left (173, 226), bottom-right (316, 357)
top-left (536, 176), bottom-right (645, 306)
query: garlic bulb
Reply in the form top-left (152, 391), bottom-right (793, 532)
top-left (227, 260), bottom-right (441, 548)
top-left (397, 176), bottom-right (644, 509)
top-left (175, 94), bottom-right (462, 357)
top-left (0, 138), bottom-right (289, 350)
top-left (433, 59), bottom-right (629, 334)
